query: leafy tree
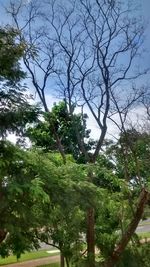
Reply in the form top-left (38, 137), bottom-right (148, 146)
top-left (0, 27), bottom-right (25, 81)
top-left (0, 26), bottom-right (41, 256)
top-left (27, 101), bottom-right (95, 163)
top-left (0, 27), bottom-right (40, 140)
top-left (109, 129), bottom-right (150, 188)
top-left (0, 142), bottom-right (50, 257)
top-left (31, 155), bottom-right (93, 267)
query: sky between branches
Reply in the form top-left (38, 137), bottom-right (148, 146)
top-left (0, 0), bottom-right (150, 142)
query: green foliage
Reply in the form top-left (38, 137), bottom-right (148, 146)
top-left (0, 26), bottom-right (43, 257)
top-left (117, 243), bottom-right (150, 267)
top-left (95, 190), bottom-right (122, 257)
top-left (0, 95), bottom-right (40, 138)
top-left (0, 140), bottom-right (94, 261)
top-left (111, 129), bottom-right (150, 185)
top-left (34, 158), bottom-right (88, 262)
top-left (0, 27), bottom-right (25, 82)
top-left (0, 142), bottom-right (52, 257)
top-left (0, 26), bottom-right (40, 139)
top-left (27, 101), bottom-right (95, 162)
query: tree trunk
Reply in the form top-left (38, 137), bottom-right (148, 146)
top-left (87, 207), bottom-right (95, 267)
top-left (66, 257), bottom-right (70, 267)
top-left (60, 252), bottom-right (65, 267)
top-left (102, 188), bottom-right (149, 267)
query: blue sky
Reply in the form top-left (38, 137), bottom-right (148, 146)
top-left (1, 0), bottom-right (150, 140)
top-left (0, 0), bottom-right (149, 73)
top-left (0, 0), bottom-right (149, 83)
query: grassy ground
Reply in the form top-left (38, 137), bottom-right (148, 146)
top-left (0, 250), bottom-right (59, 266)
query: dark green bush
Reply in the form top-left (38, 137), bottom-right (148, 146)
top-left (117, 243), bottom-right (150, 267)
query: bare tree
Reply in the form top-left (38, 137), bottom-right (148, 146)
top-left (7, 0), bottom-right (149, 266)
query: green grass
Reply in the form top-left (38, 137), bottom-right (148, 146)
top-left (0, 250), bottom-right (59, 266)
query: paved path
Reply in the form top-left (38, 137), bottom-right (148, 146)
top-left (1, 255), bottom-right (60, 267)
top-left (136, 218), bottom-right (150, 233)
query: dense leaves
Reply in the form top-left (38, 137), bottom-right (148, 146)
top-left (0, 26), bottom-right (41, 257)
top-left (0, 27), bottom-right (25, 82)
top-left (0, 142), bottom-right (49, 256)
top-left (27, 101), bottom-right (95, 162)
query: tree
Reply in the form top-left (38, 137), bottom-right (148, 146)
top-left (100, 129), bottom-right (150, 267)
top-left (0, 141), bottom-right (52, 257)
top-left (0, 27), bottom-right (39, 140)
top-left (0, 27), bottom-right (25, 81)
top-left (34, 156), bottom-right (88, 267)
top-left (27, 101), bottom-right (96, 163)
top-left (7, 0), bottom-right (149, 266)
top-left (0, 26), bottom-right (41, 255)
